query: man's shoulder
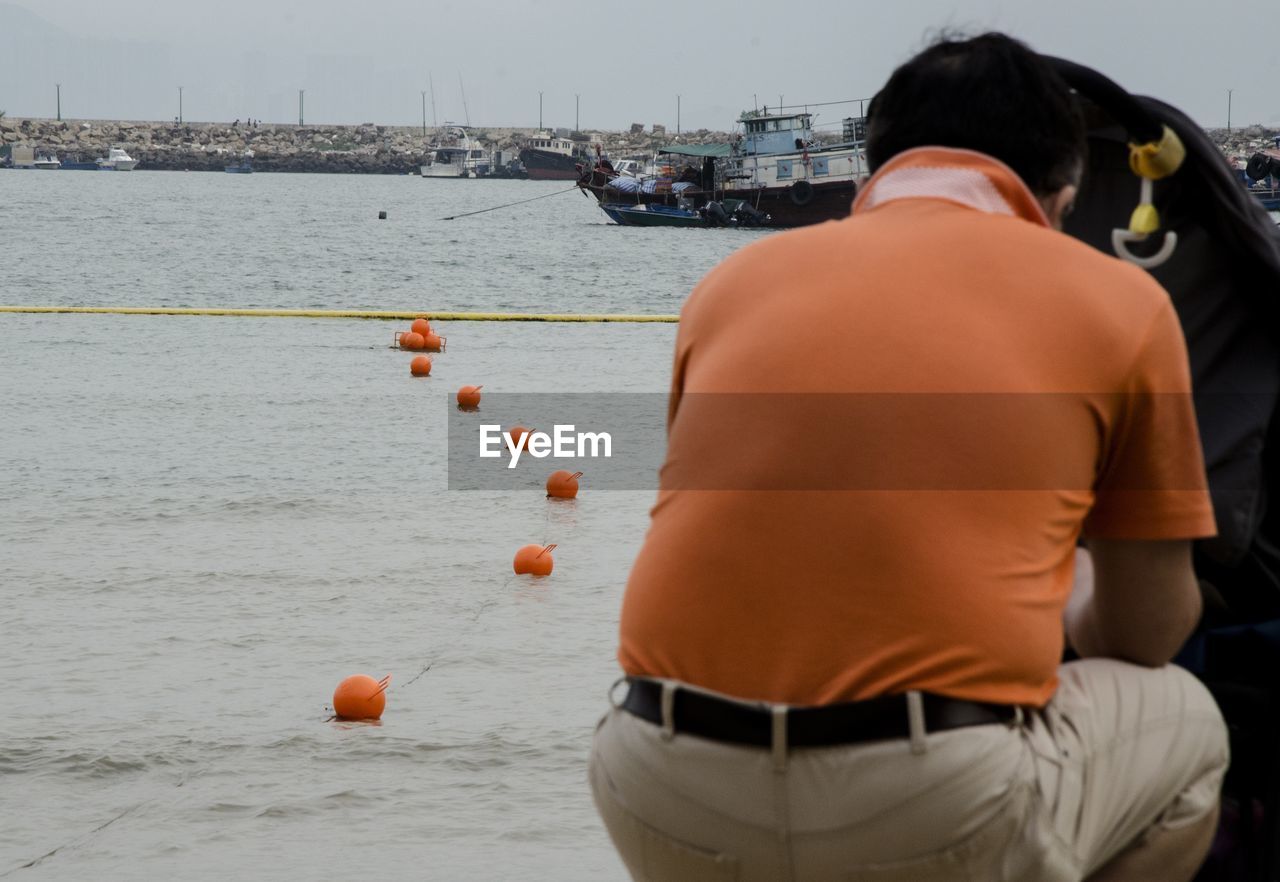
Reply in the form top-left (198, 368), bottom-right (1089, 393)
top-left (1014, 219), bottom-right (1173, 323)
top-left (680, 218), bottom-right (854, 318)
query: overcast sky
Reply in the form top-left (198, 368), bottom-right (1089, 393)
top-left (2, 0), bottom-right (1276, 131)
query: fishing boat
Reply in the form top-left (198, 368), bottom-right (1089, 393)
top-left (577, 106), bottom-right (867, 227)
top-left (420, 127), bottom-right (492, 178)
top-left (96, 146), bottom-right (138, 171)
top-left (519, 132), bottom-right (595, 181)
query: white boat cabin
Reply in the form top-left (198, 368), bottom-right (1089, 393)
top-left (739, 110), bottom-right (818, 156)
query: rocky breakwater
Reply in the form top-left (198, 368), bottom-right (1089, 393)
top-left (0, 116), bottom-right (826, 173)
top-left (0, 117), bottom-right (431, 173)
top-left (1207, 125), bottom-right (1280, 164)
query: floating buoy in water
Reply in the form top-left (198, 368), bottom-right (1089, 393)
top-left (422, 331), bottom-right (445, 352)
top-left (400, 331), bottom-right (425, 351)
top-left (506, 426), bottom-right (531, 451)
top-left (333, 674), bottom-right (390, 721)
top-left (410, 355), bottom-right (432, 377)
top-left (513, 543), bottom-right (556, 576)
top-left (378, 211), bottom-right (388, 220)
top-left (546, 470), bottom-right (582, 499)
top-left (457, 385), bottom-right (482, 409)
top-left (410, 318), bottom-right (431, 337)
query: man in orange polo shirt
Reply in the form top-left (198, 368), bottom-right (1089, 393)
top-left (590, 33), bottom-right (1228, 882)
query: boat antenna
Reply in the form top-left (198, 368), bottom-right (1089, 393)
top-left (458, 74), bottom-right (471, 127)
top-left (429, 74), bottom-right (438, 128)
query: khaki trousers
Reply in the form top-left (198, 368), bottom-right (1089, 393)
top-left (589, 660), bottom-right (1228, 881)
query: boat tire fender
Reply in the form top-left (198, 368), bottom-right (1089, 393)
top-left (790, 179), bottom-right (814, 206)
top-left (1246, 153), bottom-right (1271, 182)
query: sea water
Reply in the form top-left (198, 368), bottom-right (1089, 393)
top-left (0, 173), bottom-right (756, 879)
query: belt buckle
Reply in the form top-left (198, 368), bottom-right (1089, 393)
top-left (607, 676), bottom-right (628, 709)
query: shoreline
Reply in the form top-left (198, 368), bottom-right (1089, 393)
top-left (0, 116), bottom-right (737, 175)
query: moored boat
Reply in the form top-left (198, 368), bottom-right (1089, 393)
top-left (519, 132), bottom-right (594, 180)
top-left (600, 200), bottom-right (772, 228)
top-left (600, 203), bottom-right (709, 227)
top-left (33, 150), bottom-right (61, 170)
top-left (420, 127), bottom-right (492, 178)
top-left (96, 146), bottom-right (138, 171)
top-left (577, 105), bottom-right (867, 227)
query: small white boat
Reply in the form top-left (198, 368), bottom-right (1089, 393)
top-left (419, 126), bottom-right (491, 178)
top-left (33, 151), bottom-right (61, 170)
top-left (96, 146), bottom-right (138, 171)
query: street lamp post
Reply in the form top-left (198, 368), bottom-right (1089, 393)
top-left (1227, 89), bottom-right (1233, 132)
top-left (299, 89), bottom-right (304, 126)
top-left (539, 91), bottom-right (543, 130)
top-left (421, 91), bottom-right (427, 137)
top-left (677, 94), bottom-right (681, 136)
top-left (56, 83), bottom-right (61, 121)
top-left (575, 93), bottom-right (579, 132)
top-left (178, 86), bottom-right (183, 124)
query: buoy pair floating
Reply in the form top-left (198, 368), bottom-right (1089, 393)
top-left (508, 472), bottom-right (581, 574)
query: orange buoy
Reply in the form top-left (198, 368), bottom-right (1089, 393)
top-left (513, 543), bottom-right (557, 576)
top-left (546, 470), bottom-right (582, 499)
top-left (332, 673), bottom-right (390, 721)
top-left (410, 318), bottom-right (431, 337)
top-left (457, 385), bottom-right (482, 409)
top-left (422, 331), bottom-right (445, 352)
top-left (401, 331), bottom-right (425, 351)
top-left (410, 355), bottom-right (432, 377)
top-left (506, 425), bottom-right (531, 451)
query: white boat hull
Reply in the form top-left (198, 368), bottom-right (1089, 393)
top-left (420, 163), bottom-right (463, 178)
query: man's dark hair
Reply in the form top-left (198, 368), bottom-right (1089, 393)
top-left (866, 32), bottom-right (1086, 195)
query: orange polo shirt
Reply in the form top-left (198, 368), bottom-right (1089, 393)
top-left (618, 147), bottom-right (1216, 708)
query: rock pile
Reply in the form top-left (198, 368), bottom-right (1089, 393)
top-left (0, 116), bottom-right (843, 173)
top-left (1207, 125), bottom-right (1280, 165)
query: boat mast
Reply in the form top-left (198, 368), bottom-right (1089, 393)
top-left (429, 74), bottom-right (438, 128)
top-left (458, 74), bottom-right (471, 127)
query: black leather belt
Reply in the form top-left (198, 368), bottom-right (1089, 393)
top-left (621, 678), bottom-right (1020, 749)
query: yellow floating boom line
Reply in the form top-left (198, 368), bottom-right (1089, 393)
top-left (0, 306), bottom-right (680, 323)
